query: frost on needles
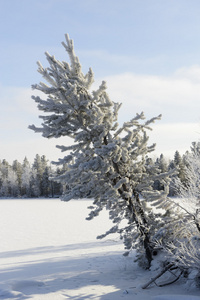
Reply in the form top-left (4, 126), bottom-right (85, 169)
top-left (29, 34), bottom-right (174, 268)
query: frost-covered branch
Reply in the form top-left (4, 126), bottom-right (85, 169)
top-left (30, 33), bottom-right (173, 268)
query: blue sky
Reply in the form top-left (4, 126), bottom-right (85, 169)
top-left (1, 0), bottom-right (200, 162)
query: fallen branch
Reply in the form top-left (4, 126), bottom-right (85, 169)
top-left (155, 269), bottom-right (183, 287)
top-left (142, 263), bottom-right (174, 289)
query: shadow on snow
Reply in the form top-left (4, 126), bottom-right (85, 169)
top-left (0, 241), bottom-right (142, 299)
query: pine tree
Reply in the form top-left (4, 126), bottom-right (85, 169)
top-left (0, 160), bottom-right (12, 197)
top-left (52, 166), bottom-right (65, 196)
top-left (0, 156), bottom-right (62, 198)
top-left (29, 34), bottom-right (173, 267)
top-left (41, 155), bottom-right (49, 196)
top-left (7, 169), bottom-right (19, 197)
top-left (21, 157), bottom-right (32, 197)
top-left (162, 145), bottom-right (200, 283)
top-left (22, 157), bottom-right (30, 168)
top-left (32, 154), bottom-right (44, 196)
top-left (12, 160), bottom-right (22, 194)
top-left (0, 167), bottom-right (19, 197)
top-left (191, 141), bottom-right (200, 155)
top-left (1, 159), bottom-right (9, 179)
top-left (29, 168), bottom-right (41, 197)
top-left (174, 150), bottom-right (186, 184)
top-left (154, 154), bottom-right (169, 191)
top-left (42, 166), bottom-right (51, 197)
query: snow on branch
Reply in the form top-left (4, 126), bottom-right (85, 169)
top-left (30, 33), bottom-right (175, 270)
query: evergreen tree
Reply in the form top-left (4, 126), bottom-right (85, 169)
top-left (0, 160), bottom-right (3, 192)
top-left (190, 141), bottom-right (200, 155)
top-left (1, 159), bottom-right (9, 179)
top-left (51, 166), bottom-right (65, 196)
top-left (154, 154), bottom-right (168, 191)
top-left (42, 166), bottom-right (51, 197)
top-left (40, 155), bottom-right (49, 196)
top-left (1, 168), bottom-right (19, 197)
top-left (32, 154), bottom-right (43, 196)
top-left (0, 156), bottom-right (63, 198)
top-left (158, 154), bottom-right (168, 173)
top-left (29, 34), bottom-right (173, 267)
top-left (12, 160), bottom-right (22, 194)
top-left (7, 169), bottom-right (19, 197)
top-left (22, 157), bottom-right (30, 169)
top-left (21, 157), bottom-right (32, 197)
top-left (0, 160), bottom-right (11, 197)
top-left (174, 150), bottom-right (186, 184)
top-left (29, 168), bottom-right (41, 197)
top-left (163, 144), bottom-right (200, 283)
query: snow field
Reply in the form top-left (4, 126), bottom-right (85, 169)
top-left (0, 199), bottom-right (199, 299)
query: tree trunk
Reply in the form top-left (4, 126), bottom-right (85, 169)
top-left (104, 135), bottom-right (153, 267)
top-left (128, 195), bottom-right (153, 268)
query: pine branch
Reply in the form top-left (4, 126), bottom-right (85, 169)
top-left (167, 197), bottom-right (200, 232)
top-left (30, 33), bottom-right (173, 269)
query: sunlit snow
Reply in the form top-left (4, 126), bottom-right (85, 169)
top-left (0, 199), bottom-right (199, 299)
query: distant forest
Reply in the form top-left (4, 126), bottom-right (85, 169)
top-left (0, 144), bottom-right (198, 198)
top-left (0, 154), bottom-right (66, 198)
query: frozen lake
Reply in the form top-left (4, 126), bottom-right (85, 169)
top-left (0, 198), bottom-right (199, 299)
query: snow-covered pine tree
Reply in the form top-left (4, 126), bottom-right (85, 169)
top-left (12, 160), bottom-right (23, 195)
top-left (153, 154), bottom-right (169, 191)
top-left (21, 158), bottom-right (32, 197)
top-left (158, 144), bottom-right (200, 285)
top-left (174, 150), bottom-right (187, 188)
top-left (29, 34), bottom-right (173, 267)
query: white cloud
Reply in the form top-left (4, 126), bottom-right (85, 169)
top-left (92, 66), bottom-right (200, 157)
top-left (0, 134), bottom-right (72, 163)
top-left (0, 83), bottom-right (73, 162)
top-left (97, 69), bottom-right (200, 124)
top-left (0, 85), bottom-right (39, 115)
top-left (148, 122), bottom-right (200, 159)
top-left (1, 65), bottom-right (200, 162)
top-left (174, 65), bottom-right (200, 83)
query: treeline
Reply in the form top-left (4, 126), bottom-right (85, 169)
top-left (0, 142), bottom-right (198, 198)
top-left (150, 141), bottom-right (200, 196)
top-left (0, 154), bottom-right (65, 198)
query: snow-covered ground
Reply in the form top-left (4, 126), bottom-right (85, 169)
top-left (0, 199), bottom-right (199, 300)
